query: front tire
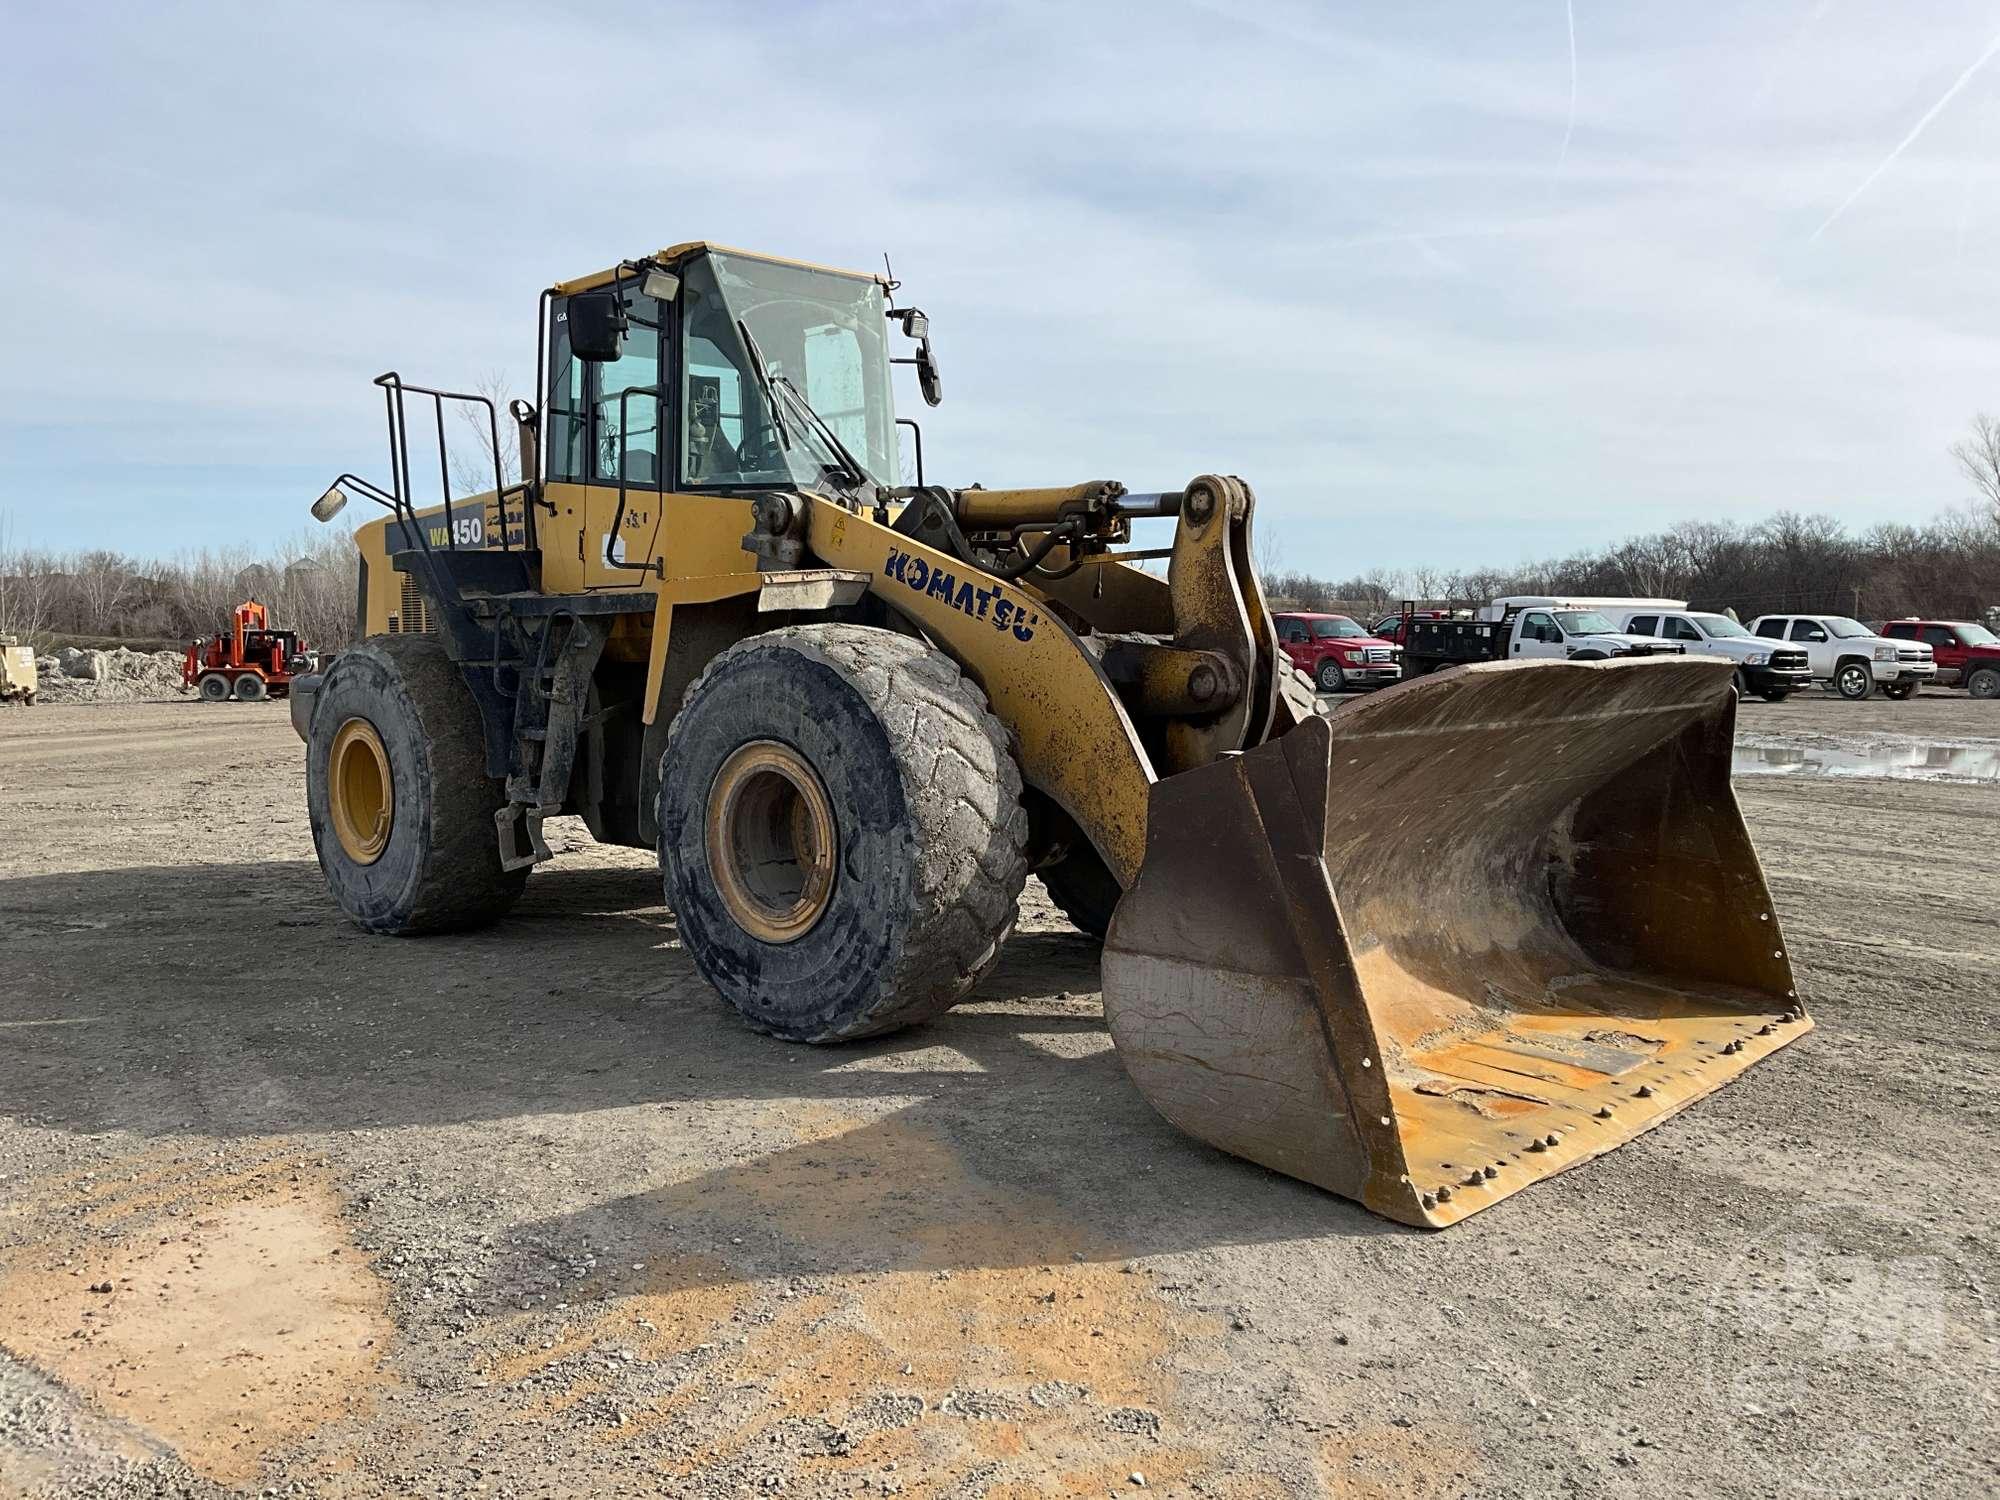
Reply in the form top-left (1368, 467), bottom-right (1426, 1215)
top-left (1315, 659), bottom-right (1344, 692)
top-left (1968, 666), bottom-right (2000, 700)
top-left (1758, 689), bottom-right (1791, 703)
top-left (305, 635), bottom-right (527, 935)
top-left (1040, 844), bottom-right (1121, 941)
top-left (659, 624), bottom-right (1031, 1042)
top-left (1882, 682), bottom-right (1917, 700)
top-left (1835, 662), bottom-right (1873, 700)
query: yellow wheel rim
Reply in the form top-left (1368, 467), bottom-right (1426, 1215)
top-left (704, 740), bottom-right (837, 944)
top-left (328, 717), bottom-right (394, 865)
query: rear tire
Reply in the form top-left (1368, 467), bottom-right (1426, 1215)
top-left (233, 673), bottom-right (267, 702)
top-left (1040, 844), bottom-right (1121, 941)
top-left (659, 623), bottom-right (1031, 1043)
top-left (1835, 661), bottom-right (1873, 700)
top-left (1968, 666), bottom-right (2000, 700)
top-left (197, 673), bottom-right (230, 703)
top-left (1882, 682), bottom-right (1917, 700)
top-left (306, 635), bottom-right (527, 935)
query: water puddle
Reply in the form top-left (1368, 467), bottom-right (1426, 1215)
top-left (1732, 739), bottom-right (2000, 783)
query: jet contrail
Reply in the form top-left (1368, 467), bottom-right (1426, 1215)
top-left (1557, 0), bottom-right (1578, 166)
top-left (1811, 31), bottom-right (2000, 242)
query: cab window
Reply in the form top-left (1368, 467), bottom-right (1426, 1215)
top-left (1920, 626), bottom-right (1956, 648)
top-left (1665, 616), bottom-right (1703, 642)
top-left (1883, 621), bottom-right (1916, 639)
top-left (802, 324), bottom-right (869, 456)
top-left (1788, 620), bottom-right (1825, 641)
top-left (1521, 610), bottom-right (1557, 641)
top-left (1755, 618), bottom-right (1787, 638)
top-left (546, 301), bottom-right (586, 483)
top-left (546, 288), bottom-right (666, 486)
top-left (590, 291), bottom-right (664, 487)
top-left (1626, 616), bottom-right (1657, 636)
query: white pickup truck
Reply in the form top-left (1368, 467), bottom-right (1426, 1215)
top-left (1400, 596), bottom-right (1687, 675)
top-left (1604, 605), bottom-right (1813, 702)
top-left (1745, 613), bottom-right (1936, 700)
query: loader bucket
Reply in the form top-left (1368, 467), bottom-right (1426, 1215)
top-left (1101, 657), bottom-right (1808, 1228)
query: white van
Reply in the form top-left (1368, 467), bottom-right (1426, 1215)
top-left (1604, 605), bottom-right (1814, 701)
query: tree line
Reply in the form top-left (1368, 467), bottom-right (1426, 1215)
top-left (0, 526), bottom-right (360, 654)
top-left (7, 418), bottom-right (2000, 651)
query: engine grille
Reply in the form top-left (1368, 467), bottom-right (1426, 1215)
top-left (1361, 647), bottom-right (1394, 664)
top-left (394, 574), bottom-right (434, 635)
top-left (1770, 648), bottom-right (1809, 670)
top-left (1896, 647), bottom-right (1928, 662)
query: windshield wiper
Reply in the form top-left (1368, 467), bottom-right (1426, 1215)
top-left (767, 372), bottom-right (872, 491)
top-left (735, 320), bottom-right (793, 453)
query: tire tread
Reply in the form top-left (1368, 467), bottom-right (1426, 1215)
top-left (666, 623), bottom-right (1030, 1040)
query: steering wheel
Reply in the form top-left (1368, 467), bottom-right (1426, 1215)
top-left (737, 425), bottom-right (785, 476)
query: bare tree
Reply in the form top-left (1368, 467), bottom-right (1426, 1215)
top-left (1951, 413), bottom-right (2000, 523)
top-left (448, 371), bottom-right (523, 501)
top-left (70, 550), bottom-right (141, 636)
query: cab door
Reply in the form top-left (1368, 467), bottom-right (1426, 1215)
top-left (582, 306), bottom-right (667, 588)
top-left (1919, 624), bottom-right (1962, 680)
top-left (540, 285), bottom-right (670, 592)
top-left (1787, 618), bottom-right (1831, 676)
top-left (1514, 610), bottom-right (1564, 658)
top-left (1276, 617), bottom-right (1313, 670)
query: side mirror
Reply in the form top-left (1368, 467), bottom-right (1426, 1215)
top-left (914, 337), bottom-right (942, 407)
top-left (310, 485), bottom-right (348, 523)
top-left (568, 291), bottom-right (627, 362)
top-left (1807, 630), bottom-right (1827, 642)
top-left (891, 306), bottom-right (943, 406)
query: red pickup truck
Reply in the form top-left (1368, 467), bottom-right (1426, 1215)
top-left (1880, 619), bottom-right (2000, 698)
top-left (1274, 612), bottom-right (1402, 692)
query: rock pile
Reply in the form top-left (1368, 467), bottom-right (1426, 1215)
top-left (33, 647), bottom-right (188, 704)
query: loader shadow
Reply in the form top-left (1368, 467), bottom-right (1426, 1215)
top-left (0, 857), bottom-right (1391, 1265)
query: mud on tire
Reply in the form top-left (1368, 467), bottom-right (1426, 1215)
top-left (658, 623), bottom-right (1031, 1042)
top-left (306, 634), bottom-right (527, 935)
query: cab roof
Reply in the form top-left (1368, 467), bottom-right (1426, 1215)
top-left (554, 242), bottom-right (888, 296)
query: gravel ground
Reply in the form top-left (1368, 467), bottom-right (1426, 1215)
top-left (0, 691), bottom-right (1994, 1498)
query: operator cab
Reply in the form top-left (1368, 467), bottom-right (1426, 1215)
top-left (546, 244), bottom-right (939, 507)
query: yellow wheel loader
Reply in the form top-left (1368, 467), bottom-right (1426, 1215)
top-left (299, 242), bottom-right (1807, 1227)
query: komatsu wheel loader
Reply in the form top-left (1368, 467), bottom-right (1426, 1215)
top-left (298, 241), bottom-right (1808, 1227)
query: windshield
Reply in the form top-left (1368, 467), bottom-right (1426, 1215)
top-left (1692, 613), bottom-right (1750, 638)
top-left (678, 251), bottom-right (896, 491)
top-left (1959, 623), bottom-right (1998, 645)
top-left (1311, 617), bottom-right (1369, 639)
top-left (1554, 611), bottom-right (1618, 635)
top-left (1822, 616), bottom-right (1872, 638)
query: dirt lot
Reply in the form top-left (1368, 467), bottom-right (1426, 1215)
top-left (1, 691), bottom-right (1994, 1498)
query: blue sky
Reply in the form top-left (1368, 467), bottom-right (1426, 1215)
top-left (5, 1), bottom-right (1999, 574)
